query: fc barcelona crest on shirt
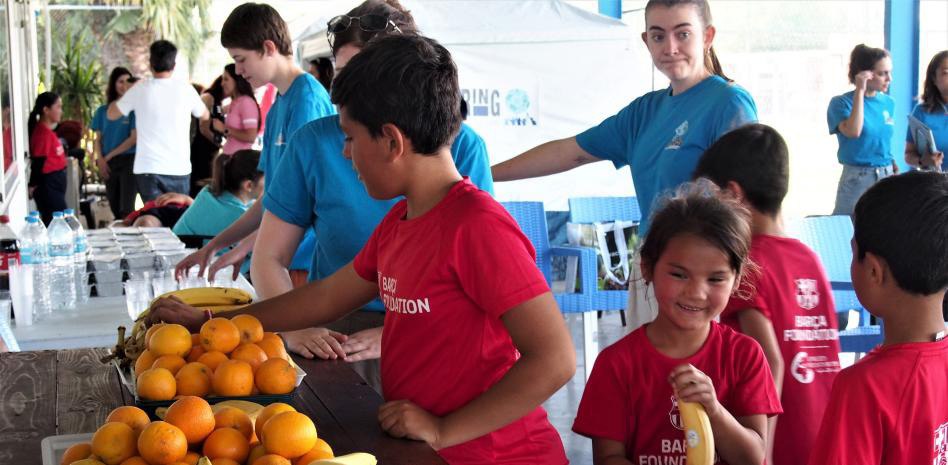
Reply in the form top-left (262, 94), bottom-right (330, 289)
top-left (795, 278), bottom-right (819, 310)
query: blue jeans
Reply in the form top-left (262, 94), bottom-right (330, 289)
top-left (833, 164), bottom-right (893, 215)
top-left (135, 173), bottom-right (190, 202)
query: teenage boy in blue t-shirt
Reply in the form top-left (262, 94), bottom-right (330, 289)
top-left (174, 2), bottom-right (334, 280)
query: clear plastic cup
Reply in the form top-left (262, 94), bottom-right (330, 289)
top-left (124, 279), bottom-right (153, 321)
top-left (8, 258), bottom-right (33, 327)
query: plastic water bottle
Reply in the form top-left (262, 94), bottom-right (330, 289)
top-left (63, 209), bottom-right (89, 305)
top-left (48, 212), bottom-right (77, 312)
top-left (21, 216), bottom-right (51, 319)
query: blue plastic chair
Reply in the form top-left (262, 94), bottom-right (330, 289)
top-left (501, 201), bottom-right (604, 380)
top-left (792, 215), bottom-right (881, 352)
top-left (566, 196), bottom-right (643, 325)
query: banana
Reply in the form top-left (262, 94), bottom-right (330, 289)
top-left (210, 400), bottom-right (264, 416)
top-left (197, 457), bottom-right (212, 465)
top-left (154, 287), bottom-right (253, 307)
top-left (678, 398), bottom-right (714, 465)
top-left (309, 453), bottom-right (377, 465)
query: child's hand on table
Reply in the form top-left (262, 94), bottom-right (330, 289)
top-left (281, 327), bottom-right (348, 359)
top-left (379, 399), bottom-right (444, 449)
top-left (669, 363), bottom-right (722, 417)
top-left (341, 326), bottom-right (383, 362)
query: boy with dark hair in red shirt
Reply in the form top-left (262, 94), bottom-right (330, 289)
top-left (151, 34), bottom-right (575, 464)
top-left (693, 124), bottom-right (841, 465)
top-left (809, 170), bottom-right (948, 465)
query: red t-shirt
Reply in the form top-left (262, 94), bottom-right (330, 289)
top-left (722, 235), bottom-right (841, 465)
top-left (572, 322), bottom-right (782, 465)
top-left (809, 337), bottom-right (948, 465)
top-left (30, 123), bottom-right (67, 173)
top-left (353, 178), bottom-right (567, 465)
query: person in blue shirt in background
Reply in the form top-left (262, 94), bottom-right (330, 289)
top-left (91, 67), bottom-right (137, 219)
top-left (491, 0), bottom-right (756, 328)
top-left (905, 50), bottom-right (948, 171)
top-left (174, 2), bottom-right (334, 283)
top-left (254, 0), bottom-right (493, 377)
top-left (827, 44), bottom-right (896, 215)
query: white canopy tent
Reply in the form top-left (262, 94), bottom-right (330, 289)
top-left (295, 0), bottom-right (654, 209)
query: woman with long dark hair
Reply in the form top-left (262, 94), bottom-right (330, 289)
top-left (91, 67), bottom-right (137, 218)
top-left (213, 64), bottom-right (260, 155)
top-left (905, 50), bottom-right (948, 171)
top-left (28, 92), bottom-right (68, 224)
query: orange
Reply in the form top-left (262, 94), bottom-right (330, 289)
top-left (202, 427), bottom-right (250, 463)
top-left (256, 333), bottom-right (289, 361)
top-left (206, 460), bottom-right (239, 465)
top-left (230, 343), bottom-right (268, 371)
top-left (70, 460), bottom-right (107, 465)
top-left (253, 455), bottom-right (291, 465)
top-left (136, 368), bottom-right (176, 401)
top-left (293, 438), bottom-right (334, 465)
top-left (213, 406), bottom-right (254, 440)
top-left (186, 335), bottom-right (205, 362)
top-left (137, 421), bottom-right (188, 465)
top-left (151, 355), bottom-right (187, 376)
top-left (254, 358), bottom-right (296, 395)
top-left (61, 442), bottom-right (92, 465)
top-left (196, 351), bottom-right (228, 373)
top-left (261, 412), bottom-right (317, 459)
top-left (174, 362), bottom-right (212, 397)
top-left (106, 406), bottom-right (150, 438)
top-left (254, 403), bottom-right (296, 440)
top-left (144, 323), bottom-right (166, 350)
top-left (200, 318), bottom-right (241, 354)
top-left (91, 422), bottom-right (137, 465)
top-left (212, 360), bottom-right (254, 397)
top-left (231, 314), bottom-right (265, 344)
top-left (117, 458), bottom-right (147, 465)
top-left (134, 350), bottom-right (158, 378)
top-left (247, 443), bottom-right (268, 465)
top-left (164, 396), bottom-right (215, 445)
top-left (150, 325), bottom-right (193, 358)
top-left (181, 451), bottom-right (200, 465)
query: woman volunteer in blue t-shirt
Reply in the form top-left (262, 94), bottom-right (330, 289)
top-left (905, 50), bottom-right (948, 171)
top-left (826, 44), bottom-right (896, 215)
top-left (491, 0), bottom-right (757, 235)
top-left (91, 67), bottom-right (137, 219)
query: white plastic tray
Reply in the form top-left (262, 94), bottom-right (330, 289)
top-left (41, 432), bottom-right (92, 465)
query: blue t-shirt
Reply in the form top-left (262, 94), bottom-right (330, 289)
top-left (906, 103), bottom-right (948, 170)
top-left (575, 75), bottom-right (757, 233)
top-left (259, 73), bottom-right (335, 178)
top-left (90, 104), bottom-right (135, 157)
top-left (173, 187), bottom-right (253, 273)
top-left (263, 115), bottom-right (494, 311)
top-left (827, 91), bottom-right (895, 167)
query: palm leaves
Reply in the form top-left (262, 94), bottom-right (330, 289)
top-left (105, 0), bottom-right (213, 71)
top-left (51, 32), bottom-right (103, 124)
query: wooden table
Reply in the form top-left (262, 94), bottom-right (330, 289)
top-left (0, 348), bottom-right (445, 465)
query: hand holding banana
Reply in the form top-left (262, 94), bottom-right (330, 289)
top-left (670, 364), bottom-right (717, 465)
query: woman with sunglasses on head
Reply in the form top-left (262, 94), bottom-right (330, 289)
top-left (827, 44), bottom-right (896, 215)
top-left (91, 67), bottom-right (138, 219)
top-left (212, 64), bottom-right (261, 156)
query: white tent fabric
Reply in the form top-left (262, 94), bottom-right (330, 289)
top-left (295, 0), bottom-right (654, 209)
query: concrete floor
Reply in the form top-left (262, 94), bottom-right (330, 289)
top-left (542, 311), bottom-right (634, 464)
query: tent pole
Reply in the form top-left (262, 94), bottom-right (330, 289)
top-left (599, 0), bottom-right (621, 19)
top-left (884, 0), bottom-right (919, 173)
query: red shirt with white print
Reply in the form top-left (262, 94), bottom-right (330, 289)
top-left (572, 322), bottom-right (782, 465)
top-left (809, 336), bottom-right (948, 465)
top-left (353, 178), bottom-right (567, 465)
top-left (30, 123), bottom-right (67, 173)
top-left (722, 234), bottom-right (841, 465)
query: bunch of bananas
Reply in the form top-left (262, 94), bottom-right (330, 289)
top-left (102, 287), bottom-right (253, 371)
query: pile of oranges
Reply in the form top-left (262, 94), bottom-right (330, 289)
top-left (61, 397), bottom-right (333, 465)
top-left (135, 315), bottom-right (298, 400)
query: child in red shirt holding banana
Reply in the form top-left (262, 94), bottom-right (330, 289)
top-left (809, 171), bottom-right (948, 465)
top-left (150, 34), bottom-right (575, 464)
top-left (572, 182), bottom-right (782, 465)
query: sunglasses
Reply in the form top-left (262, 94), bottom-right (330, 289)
top-left (327, 14), bottom-right (403, 50)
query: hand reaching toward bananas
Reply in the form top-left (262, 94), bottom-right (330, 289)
top-left (148, 296), bottom-right (206, 332)
top-left (281, 327), bottom-right (349, 360)
top-left (668, 364), bottom-right (720, 417)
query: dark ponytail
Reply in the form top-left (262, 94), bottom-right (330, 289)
top-left (28, 92), bottom-right (59, 139)
top-left (209, 149), bottom-right (262, 196)
top-left (645, 0), bottom-right (731, 82)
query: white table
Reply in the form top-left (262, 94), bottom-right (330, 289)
top-left (10, 275), bottom-right (255, 351)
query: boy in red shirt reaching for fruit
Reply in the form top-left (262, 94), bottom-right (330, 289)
top-left (809, 171), bottom-right (948, 465)
top-left (150, 34), bottom-right (575, 465)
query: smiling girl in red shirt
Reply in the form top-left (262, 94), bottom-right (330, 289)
top-left (28, 92), bottom-right (68, 224)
